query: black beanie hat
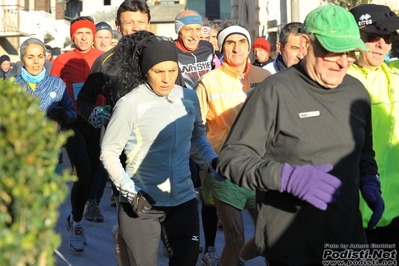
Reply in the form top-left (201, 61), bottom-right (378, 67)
top-left (137, 36), bottom-right (178, 76)
top-left (0, 55), bottom-right (11, 66)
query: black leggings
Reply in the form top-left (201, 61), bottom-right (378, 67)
top-left (88, 162), bottom-right (108, 203)
top-left (62, 116), bottom-right (101, 222)
top-left (201, 203), bottom-right (218, 251)
top-left (119, 198), bottom-right (199, 266)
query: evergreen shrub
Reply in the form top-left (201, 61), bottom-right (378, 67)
top-left (0, 79), bottom-right (74, 266)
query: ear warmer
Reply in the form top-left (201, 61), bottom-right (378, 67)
top-left (70, 20), bottom-right (96, 42)
top-left (217, 25), bottom-right (251, 53)
top-left (175, 15), bottom-right (203, 34)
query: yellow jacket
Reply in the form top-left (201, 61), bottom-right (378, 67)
top-left (348, 63), bottom-right (399, 227)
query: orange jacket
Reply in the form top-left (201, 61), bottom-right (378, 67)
top-left (196, 59), bottom-right (270, 153)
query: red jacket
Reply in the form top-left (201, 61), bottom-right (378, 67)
top-left (51, 48), bottom-right (105, 113)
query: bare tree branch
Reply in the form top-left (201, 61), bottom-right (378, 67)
top-left (325, 0), bottom-right (371, 10)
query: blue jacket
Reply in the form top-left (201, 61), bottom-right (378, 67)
top-left (15, 74), bottom-right (76, 123)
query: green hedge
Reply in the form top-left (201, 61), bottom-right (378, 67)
top-left (0, 79), bottom-right (74, 266)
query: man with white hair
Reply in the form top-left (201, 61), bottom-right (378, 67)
top-left (172, 9), bottom-right (217, 258)
top-left (196, 19), bottom-right (270, 266)
top-left (174, 9), bottom-right (215, 89)
top-left (216, 5), bottom-right (381, 265)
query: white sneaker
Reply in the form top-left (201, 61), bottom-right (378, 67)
top-left (68, 225), bottom-right (86, 252)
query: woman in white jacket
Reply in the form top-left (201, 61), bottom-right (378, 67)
top-left (100, 32), bottom-right (217, 266)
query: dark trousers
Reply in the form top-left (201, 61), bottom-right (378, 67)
top-left (366, 216), bottom-right (399, 260)
top-left (62, 116), bottom-right (101, 222)
top-left (119, 198), bottom-right (199, 266)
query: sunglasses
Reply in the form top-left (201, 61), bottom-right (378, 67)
top-left (360, 30), bottom-right (397, 44)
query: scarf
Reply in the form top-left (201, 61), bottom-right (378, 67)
top-left (21, 67), bottom-right (46, 83)
top-left (273, 53), bottom-right (287, 72)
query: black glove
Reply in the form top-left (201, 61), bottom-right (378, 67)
top-left (131, 190), bottom-right (156, 216)
top-left (360, 175), bottom-right (384, 230)
top-left (374, 14), bottom-right (399, 33)
top-left (51, 107), bottom-right (68, 122)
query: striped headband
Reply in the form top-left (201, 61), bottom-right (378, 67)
top-left (175, 15), bottom-right (203, 34)
top-left (217, 25), bottom-right (251, 53)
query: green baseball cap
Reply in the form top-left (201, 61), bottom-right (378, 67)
top-left (302, 4), bottom-right (368, 53)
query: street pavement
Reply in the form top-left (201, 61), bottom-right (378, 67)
top-left (54, 149), bottom-right (266, 266)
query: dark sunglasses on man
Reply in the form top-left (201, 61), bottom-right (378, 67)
top-left (360, 29), bottom-right (397, 44)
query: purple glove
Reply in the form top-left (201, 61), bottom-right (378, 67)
top-left (360, 175), bottom-right (384, 230)
top-left (280, 163), bottom-right (342, 210)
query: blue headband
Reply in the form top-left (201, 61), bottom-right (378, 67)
top-left (175, 15), bottom-right (203, 33)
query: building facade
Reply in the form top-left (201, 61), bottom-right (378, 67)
top-left (0, 0), bottom-right (70, 62)
top-left (1, 0), bottom-right (398, 63)
top-left (234, 0), bottom-right (399, 56)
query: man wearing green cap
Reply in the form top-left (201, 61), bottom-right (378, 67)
top-left (215, 4), bottom-right (381, 265)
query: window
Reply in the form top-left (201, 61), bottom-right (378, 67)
top-left (205, 0), bottom-right (220, 20)
top-left (155, 0), bottom-right (178, 5)
top-left (35, 0), bottom-right (50, 12)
